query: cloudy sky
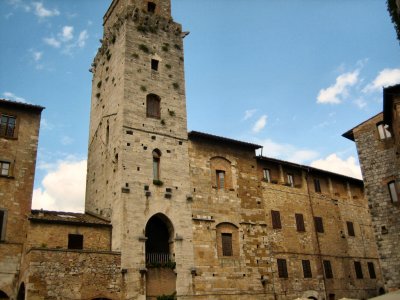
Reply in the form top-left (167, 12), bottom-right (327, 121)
top-left (1, 0), bottom-right (399, 212)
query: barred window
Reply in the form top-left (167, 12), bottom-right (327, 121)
top-left (221, 233), bottom-right (233, 256)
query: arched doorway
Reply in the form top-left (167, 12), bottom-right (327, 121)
top-left (145, 213), bottom-right (174, 267)
top-left (0, 290), bottom-right (9, 299)
top-left (145, 214), bottom-right (176, 298)
top-left (16, 283), bottom-right (25, 300)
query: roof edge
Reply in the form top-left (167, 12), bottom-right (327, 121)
top-left (188, 131), bottom-right (262, 149)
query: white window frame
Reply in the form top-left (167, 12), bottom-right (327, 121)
top-left (263, 168), bottom-right (271, 182)
top-left (388, 181), bottom-right (399, 203)
top-left (377, 123), bottom-right (392, 140)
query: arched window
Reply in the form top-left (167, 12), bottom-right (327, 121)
top-left (210, 157), bottom-right (232, 190)
top-left (152, 149), bottom-right (161, 180)
top-left (216, 223), bottom-right (239, 257)
top-left (146, 94), bottom-right (161, 119)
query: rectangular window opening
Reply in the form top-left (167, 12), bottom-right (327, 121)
top-left (0, 210), bottom-right (6, 241)
top-left (271, 210), bottom-right (282, 229)
top-left (367, 262), bottom-right (376, 279)
top-left (151, 59), bottom-right (159, 71)
top-left (221, 233), bottom-right (232, 256)
top-left (0, 161), bottom-right (10, 177)
top-left (263, 168), bottom-right (271, 182)
top-left (216, 170), bottom-right (225, 189)
top-left (287, 174), bottom-right (294, 187)
top-left (0, 115), bottom-right (16, 138)
top-left (302, 260), bottom-right (312, 278)
top-left (314, 216), bottom-right (324, 233)
top-left (295, 213), bottom-right (305, 232)
top-left (388, 181), bottom-right (399, 203)
top-left (354, 261), bottom-right (363, 279)
top-left (147, 1), bottom-right (156, 13)
top-left (68, 234), bottom-right (83, 250)
top-left (314, 178), bottom-right (321, 193)
top-left (323, 260), bottom-right (333, 279)
top-left (277, 258), bottom-right (288, 278)
top-left (347, 221), bottom-right (355, 236)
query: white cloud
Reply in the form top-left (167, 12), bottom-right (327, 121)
top-left (252, 115), bottom-right (267, 133)
top-left (317, 70), bottom-right (359, 104)
top-left (3, 91), bottom-right (27, 103)
top-left (363, 68), bottom-right (400, 93)
top-left (77, 30), bottom-right (88, 48)
top-left (256, 139), bottom-right (319, 164)
top-left (311, 154), bottom-right (362, 179)
top-left (33, 51), bottom-right (42, 61)
top-left (354, 98), bottom-right (367, 109)
top-left (7, 0), bottom-right (31, 12)
top-left (60, 26), bottom-right (74, 41)
top-left (43, 37), bottom-right (61, 48)
top-left (61, 136), bottom-right (73, 145)
top-left (32, 2), bottom-right (59, 18)
top-left (243, 109), bottom-right (257, 121)
top-left (32, 159), bottom-right (86, 212)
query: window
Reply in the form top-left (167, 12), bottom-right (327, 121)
top-left (346, 221), bottom-right (355, 236)
top-left (314, 178), bottom-right (321, 193)
top-left (147, 1), bottom-right (156, 13)
top-left (302, 260), bottom-right (312, 278)
top-left (216, 170), bottom-right (225, 189)
top-left (221, 233), bottom-right (233, 256)
top-left (263, 168), bottom-right (271, 182)
top-left (295, 213), bottom-right (305, 232)
top-left (388, 181), bottom-right (399, 203)
top-left (314, 216), bottom-right (324, 233)
top-left (151, 59), bottom-right (159, 71)
top-left (152, 149), bottom-right (161, 180)
top-left (377, 122), bottom-right (392, 140)
top-left (0, 115), bottom-right (16, 138)
top-left (0, 161), bottom-right (10, 176)
top-left (68, 234), bottom-right (83, 249)
top-left (323, 260), bottom-right (333, 278)
top-left (271, 210), bottom-right (282, 229)
top-left (367, 262), bottom-right (376, 279)
top-left (277, 259), bottom-right (288, 278)
top-left (146, 94), bottom-right (161, 119)
top-left (0, 209), bottom-right (7, 241)
top-left (354, 261), bottom-right (363, 279)
top-left (287, 174), bottom-right (294, 187)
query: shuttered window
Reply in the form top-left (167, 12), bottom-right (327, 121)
top-left (146, 94), bottom-right (161, 119)
top-left (271, 210), bottom-right (281, 229)
top-left (367, 262), bottom-right (376, 279)
top-left (295, 213), bottom-right (305, 232)
top-left (221, 233), bottom-right (233, 256)
top-left (354, 261), bottom-right (363, 279)
top-left (347, 221), bottom-right (355, 236)
top-left (302, 260), bottom-right (312, 278)
top-left (323, 260), bottom-right (333, 278)
top-left (277, 259), bottom-right (288, 278)
top-left (314, 216), bottom-right (324, 233)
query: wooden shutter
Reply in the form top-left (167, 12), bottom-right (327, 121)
top-left (271, 210), bottom-right (281, 229)
top-left (295, 213), bottom-right (305, 232)
top-left (314, 216), bottom-right (324, 233)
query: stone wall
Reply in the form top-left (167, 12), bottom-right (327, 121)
top-left (352, 113), bottom-right (400, 291)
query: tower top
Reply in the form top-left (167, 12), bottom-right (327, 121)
top-left (104, 0), bottom-right (171, 26)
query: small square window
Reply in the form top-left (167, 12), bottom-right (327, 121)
top-left (151, 59), bottom-right (159, 71)
top-left (68, 234), bottom-right (83, 250)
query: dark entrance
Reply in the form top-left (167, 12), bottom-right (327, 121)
top-left (145, 214), bottom-right (173, 266)
top-left (16, 283), bottom-right (25, 300)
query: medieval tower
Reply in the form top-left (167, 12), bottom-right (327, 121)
top-left (85, 0), bottom-right (195, 298)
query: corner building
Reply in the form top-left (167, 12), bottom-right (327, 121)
top-left (0, 0), bottom-right (385, 299)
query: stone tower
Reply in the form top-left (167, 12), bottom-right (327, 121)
top-left (85, 0), bottom-right (194, 298)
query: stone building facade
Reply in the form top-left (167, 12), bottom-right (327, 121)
top-left (343, 84), bottom-right (400, 292)
top-left (0, 0), bottom-right (387, 299)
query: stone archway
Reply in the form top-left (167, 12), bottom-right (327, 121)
top-left (0, 290), bottom-right (9, 299)
top-left (145, 213), bottom-right (176, 299)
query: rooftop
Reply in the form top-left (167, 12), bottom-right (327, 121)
top-left (29, 210), bottom-right (111, 227)
top-left (0, 98), bottom-right (45, 113)
top-left (188, 131), bottom-right (262, 150)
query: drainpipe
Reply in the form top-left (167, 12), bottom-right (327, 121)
top-left (305, 168), bottom-right (328, 300)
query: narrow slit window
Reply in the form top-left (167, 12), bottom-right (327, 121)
top-left (68, 234), bottom-right (83, 250)
top-left (367, 262), bottom-right (376, 279)
top-left (152, 149), bottom-right (161, 180)
top-left (221, 233), bottom-right (233, 256)
top-left (314, 216), bottom-right (324, 233)
top-left (151, 59), bottom-right (159, 71)
top-left (354, 261), bottom-right (363, 279)
top-left (216, 170), bottom-right (225, 189)
top-left (314, 178), bottom-right (321, 193)
top-left (346, 221), bottom-right (355, 236)
top-left (388, 181), bottom-right (399, 203)
top-left (0, 210), bottom-right (7, 241)
top-left (323, 260), bottom-right (333, 278)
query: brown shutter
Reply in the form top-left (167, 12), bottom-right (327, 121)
top-left (271, 210), bottom-right (281, 229)
top-left (295, 213), bottom-right (305, 232)
top-left (314, 216), bottom-right (324, 233)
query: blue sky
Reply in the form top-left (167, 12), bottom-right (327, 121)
top-left (1, 0), bottom-right (399, 212)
